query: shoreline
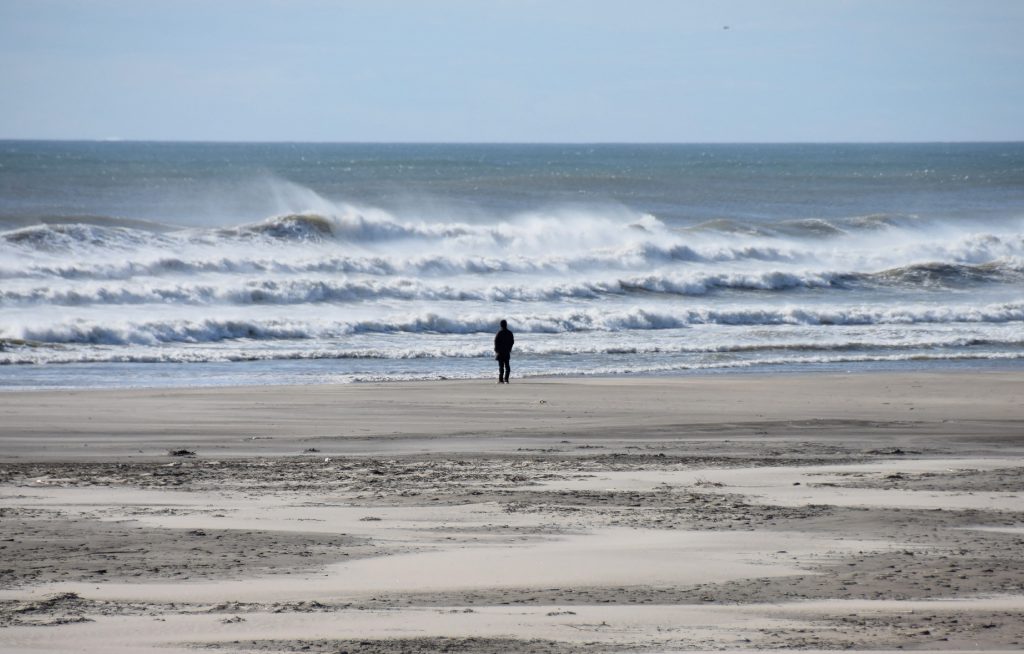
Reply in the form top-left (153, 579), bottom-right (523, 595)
top-left (3, 354), bottom-right (1022, 393)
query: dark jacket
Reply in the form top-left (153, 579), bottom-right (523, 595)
top-left (494, 328), bottom-right (514, 356)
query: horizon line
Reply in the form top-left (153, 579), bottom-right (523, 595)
top-left (2, 138), bottom-right (1023, 146)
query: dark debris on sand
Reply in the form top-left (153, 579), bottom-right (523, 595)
top-left (0, 440), bottom-right (873, 495)
top-left (200, 637), bottom-right (638, 654)
top-left (1, 592), bottom-right (95, 627)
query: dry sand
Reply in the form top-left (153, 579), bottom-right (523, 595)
top-left (1, 370), bottom-right (1023, 652)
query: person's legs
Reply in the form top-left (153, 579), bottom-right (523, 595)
top-left (503, 358), bottom-right (511, 383)
top-left (498, 356), bottom-right (510, 383)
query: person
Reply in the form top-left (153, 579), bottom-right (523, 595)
top-left (494, 319), bottom-right (514, 383)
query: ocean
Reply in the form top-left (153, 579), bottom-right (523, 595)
top-left (1, 141), bottom-right (1022, 389)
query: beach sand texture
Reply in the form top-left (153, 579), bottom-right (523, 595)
top-left (2, 371), bottom-right (1024, 652)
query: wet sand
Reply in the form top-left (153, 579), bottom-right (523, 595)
top-left (1, 371), bottom-right (1023, 652)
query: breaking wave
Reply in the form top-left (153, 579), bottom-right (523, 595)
top-left (2, 205), bottom-right (1020, 252)
top-left (3, 258), bottom-right (1023, 308)
top-left (0, 270), bottom-right (855, 306)
top-left (4, 302), bottom-right (1023, 346)
top-left (3, 208), bottom-right (1022, 282)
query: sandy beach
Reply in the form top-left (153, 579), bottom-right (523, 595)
top-left (2, 370), bottom-right (1023, 652)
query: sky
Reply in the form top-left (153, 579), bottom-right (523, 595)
top-left (1, 0), bottom-right (1022, 143)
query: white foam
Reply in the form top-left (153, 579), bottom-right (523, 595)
top-left (2, 196), bottom-right (1023, 386)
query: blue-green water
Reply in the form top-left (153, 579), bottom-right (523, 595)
top-left (2, 142), bottom-right (1022, 388)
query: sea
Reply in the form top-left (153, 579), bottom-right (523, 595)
top-left (1, 141), bottom-right (1022, 390)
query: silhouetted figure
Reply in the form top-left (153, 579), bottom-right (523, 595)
top-left (494, 319), bottom-right (514, 383)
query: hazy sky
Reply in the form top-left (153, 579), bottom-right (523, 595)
top-left (1, 0), bottom-right (1021, 142)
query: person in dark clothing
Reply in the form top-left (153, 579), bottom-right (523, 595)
top-left (494, 319), bottom-right (514, 383)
